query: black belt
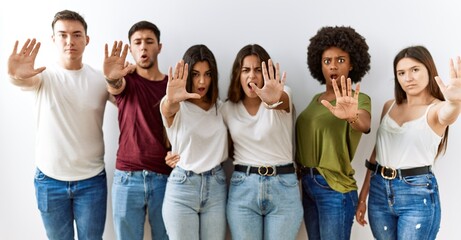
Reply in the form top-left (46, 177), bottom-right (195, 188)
top-left (365, 160), bottom-right (432, 180)
top-left (234, 164), bottom-right (295, 176)
top-left (298, 166), bottom-right (320, 176)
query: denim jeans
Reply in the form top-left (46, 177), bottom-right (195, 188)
top-left (112, 169), bottom-right (169, 240)
top-left (34, 168), bottom-right (107, 240)
top-left (162, 165), bottom-right (227, 240)
top-left (368, 171), bottom-right (441, 240)
top-left (227, 170), bottom-right (303, 240)
top-left (301, 173), bottom-right (357, 240)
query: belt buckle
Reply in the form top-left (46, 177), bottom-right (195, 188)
top-left (258, 166), bottom-right (275, 176)
top-left (381, 166), bottom-right (397, 180)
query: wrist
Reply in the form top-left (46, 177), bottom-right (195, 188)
top-left (347, 112), bottom-right (359, 124)
top-left (263, 101), bottom-right (283, 109)
top-left (105, 77), bottom-right (123, 89)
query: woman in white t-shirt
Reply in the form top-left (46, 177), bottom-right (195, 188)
top-left (160, 44), bottom-right (228, 240)
top-left (356, 46), bottom-right (461, 240)
top-left (222, 44), bottom-right (303, 240)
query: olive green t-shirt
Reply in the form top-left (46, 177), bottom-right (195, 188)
top-left (295, 92), bottom-right (371, 193)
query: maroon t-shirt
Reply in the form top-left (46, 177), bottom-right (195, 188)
top-left (114, 72), bottom-right (172, 175)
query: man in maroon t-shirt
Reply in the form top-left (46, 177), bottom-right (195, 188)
top-left (103, 21), bottom-right (171, 240)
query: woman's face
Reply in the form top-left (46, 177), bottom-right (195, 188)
top-left (191, 61), bottom-right (212, 98)
top-left (240, 55), bottom-right (263, 98)
top-left (396, 57), bottom-right (430, 95)
top-left (321, 46), bottom-right (352, 86)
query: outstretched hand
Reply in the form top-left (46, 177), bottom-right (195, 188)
top-left (103, 41), bottom-right (136, 80)
top-left (435, 56), bottom-right (461, 103)
top-left (7, 39), bottom-right (46, 79)
top-left (166, 60), bottom-right (201, 103)
top-left (250, 59), bottom-right (286, 104)
top-left (321, 76), bottom-right (360, 120)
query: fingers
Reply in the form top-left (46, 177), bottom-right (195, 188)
top-left (434, 76), bottom-right (446, 92)
top-left (104, 43), bottom-right (109, 58)
top-left (354, 82), bottom-right (361, 100)
top-left (12, 40), bottom-right (19, 55)
top-left (121, 44), bottom-right (130, 59)
top-left (340, 75), bottom-right (347, 96)
top-left (268, 59), bottom-right (275, 80)
top-left (320, 99), bottom-right (334, 112)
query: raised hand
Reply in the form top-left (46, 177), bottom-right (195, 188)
top-left (250, 59), bottom-right (286, 105)
top-left (8, 39), bottom-right (46, 80)
top-left (103, 41), bottom-right (135, 80)
top-left (435, 56), bottom-right (461, 103)
top-left (166, 60), bottom-right (200, 103)
top-left (321, 76), bottom-right (360, 120)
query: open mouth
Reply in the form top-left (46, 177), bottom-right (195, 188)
top-left (330, 74), bottom-right (338, 80)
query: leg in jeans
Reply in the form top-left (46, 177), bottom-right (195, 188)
top-left (301, 174), bottom-right (357, 240)
top-left (146, 171), bottom-right (169, 240)
top-left (227, 171), bottom-right (264, 240)
top-left (112, 170), bottom-right (149, 240)
top-left (34, 168), bottom-right (74, 240)
top-left (199, 168), bottom-right (227, 240)
top-left (73, 170), bottom-right (107, 240)
top-left (162, 166), bottom-right (227, 240)
top-left (368, 173), bottom-right (441, 240)
top-left (264, 173), bottom-right (303, 240)
top-left (227, 171), bottom-right (303, 240)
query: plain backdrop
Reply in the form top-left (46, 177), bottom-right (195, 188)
top-left (1, 1), bottom-right (461, 239)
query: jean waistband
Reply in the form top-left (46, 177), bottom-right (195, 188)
top-left (298, 166), bottom-right (321, 176)
top-left (234, 164), bottom-right (295, 176)
top-left (176, 164), bottom-right (223, 176)
top-left (365, 160), bottom-right (432, 180)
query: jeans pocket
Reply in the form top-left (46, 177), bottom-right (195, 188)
top-left (403, 174), bottom-right (431, 187)
top-left (168, 170), bottom-right (187, 184)
top-left (34, 168), bottom-right (47, 181)
top-left (313, 175), bottom-right (331, 189)
top-left (113, 170), bottom-right (129, 185)
top-left (277, 174), bottom-right (299, 187)
top-left (230, 171), bottom-right (246, 186)
top-left (214, 170), bottom-right (227, 185)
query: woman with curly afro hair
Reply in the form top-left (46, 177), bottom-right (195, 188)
top-left (295, 26), bottom-right (371, 240)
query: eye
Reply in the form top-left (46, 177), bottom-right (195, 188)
top-left (338, 58), bottom-right (345, 63)
top-left (74, 33), bottom-right (83, 38)
top-left (323, 59), bottom-right (331, 65)
top-left (192, 72), bottom-right (199, 78)
top-left (241, 68), bottom-right (249, 73)
top-left (397, 71), bottom-right (405, 76)
top-left (205, 72), bottom-right (212, 77)
top-left (412, 68), bottom-right (419, 73)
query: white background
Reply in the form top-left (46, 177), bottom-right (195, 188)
top-left (1, 0), bottom-right (461, 239)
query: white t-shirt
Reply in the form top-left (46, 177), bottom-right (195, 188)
top-left (376, 102), bottom-right (442, 169)
top-left (161, 99), bottom-right (228, 173)
top-left (221, 87), bottom-right (294, 167)
top-left (33, 63), bottom-right (109, 181)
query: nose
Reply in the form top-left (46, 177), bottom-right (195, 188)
top-left (329, 62), bottom-right (338, 70)
top-left (199, 75), bottom-right (205, 84)
top-left (404, 72), bottom-right (413, 82)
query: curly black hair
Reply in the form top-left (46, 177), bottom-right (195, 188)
top-left (307, 26), bottom-right (370, 84)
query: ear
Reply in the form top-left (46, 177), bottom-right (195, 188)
top-left (86, 35), bottom-right (90, 46)
top-left (349, 66), bottom-right (353, 71)
top-left (158, 43), bottom-right (163, 53)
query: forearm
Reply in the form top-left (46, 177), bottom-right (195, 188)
top-left (9, 75), bottom-right (41, 90)
top-left (438, 101), bottom-right (461, 126)
top-left (161, 97), bottom-right (180, 127)
top-left (347, 109), bottom-right (371, 133)
top-left (106, 77), bottom-right (125, 95)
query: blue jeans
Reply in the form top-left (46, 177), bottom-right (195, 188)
top-left (34, 168), bottom-right (107, 240)
top-left (368, 171), bottom-right (441, 240)
top-left (301, 174), bottom-right (357, 240)
top-left (227, 169), bottom-right (303, 240)
top-left (162, 165), bottom-right (227, 240)
top-left (112, 169), bottom-right (169, 240)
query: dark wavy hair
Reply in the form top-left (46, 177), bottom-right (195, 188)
top-left (183, 44), bottom-right (219, 106)
top-left (227, 44), bottom-right (271, 103)
top-left (393, 45), bottom-right (448, 157)
top-left (307, 26), bottom-right (370, 84)
top-left (128, 21), bottom-right (161, 43)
